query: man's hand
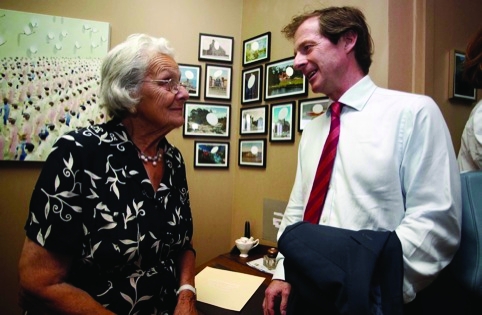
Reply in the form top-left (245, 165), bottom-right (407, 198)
top-left (263, 280), bottom-right (291, 315)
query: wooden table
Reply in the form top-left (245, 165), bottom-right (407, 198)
top-left (195, 245), bottom-right (274, 315)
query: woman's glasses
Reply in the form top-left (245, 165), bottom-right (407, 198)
top-left (142, 78), bottom-right (186, 94)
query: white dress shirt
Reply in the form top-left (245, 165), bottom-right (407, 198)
top-left (273, 76), bottom-right (462, 303)
top-left (458, 99), bottom-right (482, 172)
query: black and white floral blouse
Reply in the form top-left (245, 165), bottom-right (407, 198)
top-left (24, 119), bottom-right (194, 315)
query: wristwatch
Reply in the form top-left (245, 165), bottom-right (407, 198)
top-left (176, 284), bottom-right (196, 296)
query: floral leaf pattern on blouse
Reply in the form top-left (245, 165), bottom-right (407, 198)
top-left (25, 119), bottom-right (193, 314)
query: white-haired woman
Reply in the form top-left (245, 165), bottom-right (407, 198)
top-left (18, 34), bottom-right (198, 315)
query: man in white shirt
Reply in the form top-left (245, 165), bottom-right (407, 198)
top-left (263, 6), bottom-right (461, 315)
top-left (458, 27), bottom-right (482, 172)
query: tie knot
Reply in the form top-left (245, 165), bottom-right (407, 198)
top-left (331, 101), bottom-right (342, 117)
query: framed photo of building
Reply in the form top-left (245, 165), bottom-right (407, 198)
top-left (179, 64), bottom-right (201, 99)
top-left (205, 64), bottom-right (232, 101)
top-left (270, 101), bottom-right (295, 142)
top-left (449, 49), bottom-right (477, 101)
top-left (183, 102), bottom-right (230, 138)
top-left (298, 97), bottom-right (329, 132)
top-left (238, 138), bottom-right (266, 168)
top-left (265, 57), bottom-right (307, 101)
top-left (198, 33), bottom-right (234, 63)
top-left (242, 32), bottom-right (271, 67)
top-left (241, 66), bottom-right (263, 104)
top-left (240, 105), bottom-right (267, 135)
top-left (194, 141), bottom-right (229, 168)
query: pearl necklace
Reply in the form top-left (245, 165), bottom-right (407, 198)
top-left (137, 148), bottom-right (162, 166)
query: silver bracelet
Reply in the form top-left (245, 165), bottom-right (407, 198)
top-left (176, 284), bottom-right (196, 296)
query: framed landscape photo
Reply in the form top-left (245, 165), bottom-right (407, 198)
top-left (183, 102), bottom-right (230, 138)
top-left (449, 49), bottom-right (477, 101)
top-left (242, 32), bottom-right (271, 67)
top-left (265, 57), bottom-right (307, 101)
top-left (240, 105), bottom-right (268, 135)
top-left (205, 64), bottom-right (232, 101)
top-left (198, 33), bottom-right (234, 63)
top-left (179, 64), bottom-right (201, 99)
top-left (298, 97), bottom-right (330, 132)
top-left (194, 141), bottom-right (229, 169)
top-left (238, 139), bottom-right (267, 168)
top-left (241, 66), bottom-right (263, 104)
top-left (270, 101), bottom-right (295, 142)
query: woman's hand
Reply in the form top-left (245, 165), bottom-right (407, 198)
top-left (173, 290), bottom-right (198, 315)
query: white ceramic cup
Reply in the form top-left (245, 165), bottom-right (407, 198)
top-left (235, 237), bottom-right (259, 257)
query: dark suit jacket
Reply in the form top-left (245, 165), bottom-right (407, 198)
top-left (278, 221), bottom-right (403, 315)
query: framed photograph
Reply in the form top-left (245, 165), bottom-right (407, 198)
top-left (183, 102), bottom-right (230, 138)
top-left (449, 49), bottom-right (477, 101)
top-left (194, 141), bottom-right (229, 168)
top-left (238, 139), bottom-right (267, 168)
top-left (205, 64), bottom-right (232, 101)
top-left (265, 57), bottom-right (308, 101)
top-left (298, 97), bottom-right (330, 132)
top-left (242, 66), bottom-right (263, 104)
top-left (240, 105), bottom-right (268, 135)
top-left (179, 64), bottom-right (201, 99)
top-left (198, 33), bottom-right (234, 63)
top-left (270, 101), bottom-right (295, 142)
top-left (242, 32), bottom-right (271, 67)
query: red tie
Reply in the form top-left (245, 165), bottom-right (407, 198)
top-left (303, 101), bottom-right (343, 224)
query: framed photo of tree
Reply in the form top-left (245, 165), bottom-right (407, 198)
top-left (265, 57), bottom-right (307, 101)
top-left (183, 102), bottom-right (230, 138)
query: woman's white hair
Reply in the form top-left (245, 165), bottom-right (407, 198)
top-left (99, 34), bottom-right (175, 118)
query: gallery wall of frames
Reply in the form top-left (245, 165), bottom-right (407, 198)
top-left (0, 9), bottom-right (330, 169)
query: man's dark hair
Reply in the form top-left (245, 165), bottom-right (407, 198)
top-left (282, 6), bottom-right (374, 74)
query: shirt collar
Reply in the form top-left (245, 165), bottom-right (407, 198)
top-left (336, 75), bottom-right (377, 111)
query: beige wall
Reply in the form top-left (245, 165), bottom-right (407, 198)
top-left (1, 0), bottom-right (481, 314)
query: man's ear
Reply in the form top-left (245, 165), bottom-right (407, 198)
top-left (342, 30), bottom-right (357, 53)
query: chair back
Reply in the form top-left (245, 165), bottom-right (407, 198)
top-left (449, 170), bottom-right (482, 296)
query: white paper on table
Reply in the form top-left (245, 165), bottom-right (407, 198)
top-left (246, 257), bottom-right (275, 275)
top-left (195, 266), bottom-right (265, 311)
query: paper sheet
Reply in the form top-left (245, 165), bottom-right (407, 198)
top-left (195, 266), bottom-right (265, 311)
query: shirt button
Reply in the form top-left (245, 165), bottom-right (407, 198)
top-left (322, 217), bottom-right (327, 223)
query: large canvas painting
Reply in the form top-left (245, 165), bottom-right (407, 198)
top-left (0, 9), bottom-right (110, 161)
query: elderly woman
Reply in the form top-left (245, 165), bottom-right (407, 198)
top-left (18, 34), bottom-right (198, 315)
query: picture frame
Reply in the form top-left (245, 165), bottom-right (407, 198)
top-left (298, 97), bottom-right (330, 132)
top-left (183, 102), bottom-right (230, 138)
top-left (198, 33), bottom-right (234, 63)
top-left (265, 57), bottom-right (307, 101)
top-left (179, 64), bottom-right (201, 99)
top-left (241, 66), bottom-right (263, 104)
top-left (205, 64), bottom-right (232, 101)
top-left (449, 49), bottom-right (477, 101)
top-left (238, 138), bottom-right (267, 168)
top-left (240, 105), bottom-right (268, 135)
top-left (242, 32), bottom-right (271, 67)
top-left (194, 141), bottom-right (229, 169)
top-left (270, 101), bottom-right (295, 142)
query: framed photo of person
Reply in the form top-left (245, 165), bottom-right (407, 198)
top-left (265, 57), bottom-right (307, 101)
top-left (298, 97), bottom-right (330, 132)
top-left (194, 141), bottom-right (229, 169)
top-left (205, 64), bottom-right (232, 101)
top-left (179, 64), bottom-right (201, 99)
top-left (241, 66), bottom-right (263, 104)
top-left (242, 32), bottom-right (271, 67)
top-left (198, 33), bottom-right (234, 63)
top-left (183, 102), bottom-right (230, 138)
top-left (449, 49), bottom-right (477, 101)
top-left (240, 105), bottom-right (268, 135)
top-left (269, 101), bottom-right (295, 142)
top-left (238, 138), bottom-right (267, 168)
